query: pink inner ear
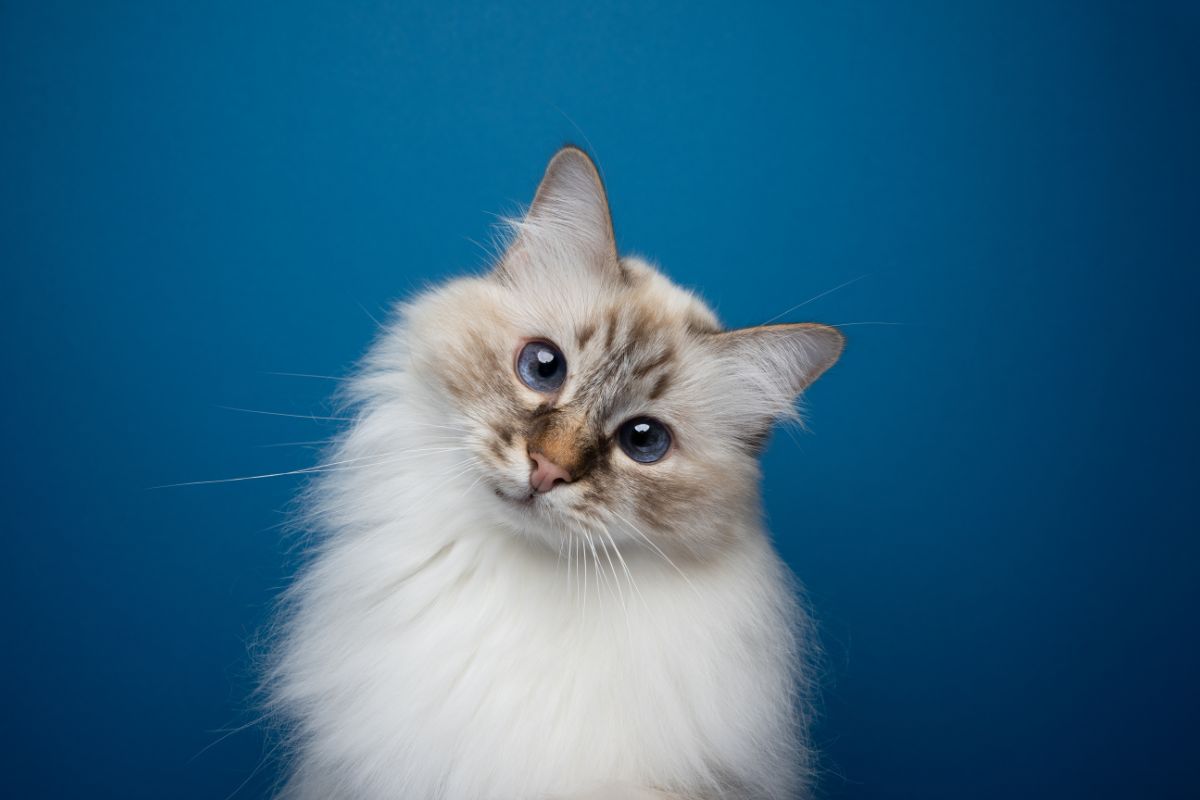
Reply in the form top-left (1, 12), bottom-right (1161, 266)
top-left (498, 148), bottom-right (620, 283)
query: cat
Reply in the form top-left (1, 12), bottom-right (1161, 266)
top-left (265, 147), bottom-right (844, 799)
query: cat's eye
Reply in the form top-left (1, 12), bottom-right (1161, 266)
top-left (516, 340), bottom-right (567, 393)
top-left (617, 417), bottom-right (672, 464)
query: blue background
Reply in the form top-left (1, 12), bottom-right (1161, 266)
top-left (2, 2), bottom-right (1197, 798)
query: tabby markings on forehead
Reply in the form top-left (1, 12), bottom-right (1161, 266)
top-left (648, 371), bottom-right (673, 401)
top-left (603, 308), bottom-right (620, 350)
top-left (576, 322), bottom-right (597, 350)
top-left (631, 347), bottom-right (675, 380)
top-left (627, 307), bottom-right (662, 347)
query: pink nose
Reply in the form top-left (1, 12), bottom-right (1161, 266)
top-left (529, 451), bottom-right (572, 493)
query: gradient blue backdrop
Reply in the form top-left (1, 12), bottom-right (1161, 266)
top-left (2, 2), bottom-right (1197, 798)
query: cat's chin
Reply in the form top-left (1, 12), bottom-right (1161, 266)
top-left (486, 483), bottom-right (584, 548)
top-left (489, 484), bottom-right (552, 524)
top-left (491, 485), bottom-right (536, 506)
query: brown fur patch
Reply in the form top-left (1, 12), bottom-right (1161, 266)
top-left (494, 425), bottom-right (514, 446)
top-left (648, 371), bottom-right (673, 400)
top-left (576, 322), bottom-right (597, 349)
top-left (603, 308), bottom-right (620, 350)
top-left (526, 409), bottom-right (603, 481)
top-left (627, 307), bottom-right (655, 345)
top-left (633, 474), bottom-right (705, 533)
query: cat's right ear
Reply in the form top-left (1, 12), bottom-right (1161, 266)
top-left (496, 147), bottom-right (621, 284)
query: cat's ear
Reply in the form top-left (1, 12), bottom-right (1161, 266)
top-left (497, 146), bottom-right (620, 283)
top-left (710, 323), bottom-right (845, 420)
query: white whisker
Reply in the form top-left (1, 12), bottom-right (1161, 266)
top-left (153, 447), bottom-right (469, 489)
top-left (188, 715), bottom-right (265, 763)
top-left (591, 523), bottom-right (631, 635)
top-left (357, 302), bottom-right (386, 330)
top-left (262, 371), bottom-right (346, 382)
top-left (579, 532), bottom-right (588, 623)
top-left (760, 274), bottom-right (869, 325)
top-left (581, 526), bottom-right (609, 610)
top-left (219, 405), bottom-right (352, 422)
top-left (565, 527), bottom-right (574, 599)
top-left (601, 523), bottom-right (645, 612)
top-left (255, 440), bottom-right (330, 449)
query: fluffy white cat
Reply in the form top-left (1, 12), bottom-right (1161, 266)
top-left (265, 147), bottom-right (844, 799)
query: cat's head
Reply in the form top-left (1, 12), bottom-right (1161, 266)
top-left (403, 147), bottom-right (842, 556)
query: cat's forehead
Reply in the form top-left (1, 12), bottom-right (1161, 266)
top-left (538, 256), bottom-right (721, 341)
top-left (614, 257), bottom-right (721, 334)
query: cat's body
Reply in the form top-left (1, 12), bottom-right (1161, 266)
top-left (267, 148), bottom-right (843, 799)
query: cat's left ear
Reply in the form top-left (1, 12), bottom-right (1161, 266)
top-left (497, 146), bottom-right (621, 283)
top-left (710, 323), bottom-right (845, 419)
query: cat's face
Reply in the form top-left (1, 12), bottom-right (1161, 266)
top-left (404, 148), bottom-right (842, 556)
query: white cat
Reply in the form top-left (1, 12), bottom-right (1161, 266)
top-left (265, 147), bottom-right (844, 799)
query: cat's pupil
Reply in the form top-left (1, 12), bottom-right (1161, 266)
top-left (536, 349), bottom-right (557, 377)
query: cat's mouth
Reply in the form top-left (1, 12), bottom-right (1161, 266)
top-left (493, 487), bottom-right (537, 507)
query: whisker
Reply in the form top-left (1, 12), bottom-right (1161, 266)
top-left (357, 302), bottom-right (386, 330)
top-left (565, 527), bottom-right (573, 598)
top-left (760, 274), bottom-right (870, 325)
top-left (222, 738), bottom-right (280, 800)
top-left (152, 447), bottom-right (469, 489)
top-left (255, 440), bottom-right (330, 449)
top-left (257, 433), bottom-right (463, 450)
top-left (400, 422), bottom-right (474, 433)
top-left (598, 530), bottom-right (624, 609)
top-left (188, 715), bottom-right (266, 763)
top-left (590, 523), bottom-right (631, 634)
top-left (261, 371), bottom-right (346, 382)
top-left (457, 463), bottom-right (488, 495)
top-left (555, 531), bottom-right (566, 585)
top-left (580, 532), bottom-right (588, 623)
top-left (219, 406), bottom-right (352, 422)
top-left (581, 526), bottom-right (609, 610)
top-left (600, 523), bottom-right (646, 612)
top-left (406, 455), bottom-right (481, 488)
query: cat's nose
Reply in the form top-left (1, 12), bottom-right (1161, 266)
top-left (529, 451), bottom-right (572, 493)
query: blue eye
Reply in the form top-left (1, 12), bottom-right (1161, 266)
top-left (516, 340), bottom-right (567, 393)
top-left (617, 417), bottom-right (672, 463)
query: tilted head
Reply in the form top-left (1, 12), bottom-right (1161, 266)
top-left (401, 147), bottom-right (843, 556)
